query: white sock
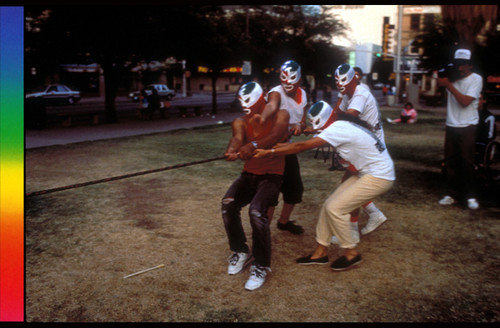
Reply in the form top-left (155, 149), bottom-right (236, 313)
top-left (351, 221), bottom-right (359, 230)
top-left (363, 202), bottom-right (380, 215)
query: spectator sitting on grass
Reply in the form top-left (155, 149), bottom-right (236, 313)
top-left (387, 102), bottom-right (418, 124)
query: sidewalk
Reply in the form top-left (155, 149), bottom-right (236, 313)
top-left (25, 110), bottom-right (241, 149)
top-left (24, 103), bottom-right (449, 150)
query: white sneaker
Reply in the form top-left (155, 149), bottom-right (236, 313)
top-left (331, 222), bottom-right (360, 244)
top-left (467, 198), bottom-right (479, 210)
top-left (227, 252), bottom-right (248, 275)
top-left (361, 212), bottom-right (387, 235)
top-left (244, 264), bottom-right (271, 291)
top-left (438, 195), bottom-right (456, 206)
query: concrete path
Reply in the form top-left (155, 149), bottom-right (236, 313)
top-left (25, 110), bottom-right (241, 149)
top-left (25, 103), bottom-right (453, 149)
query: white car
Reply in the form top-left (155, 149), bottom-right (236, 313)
top-left (25, 84), bottom-right (81, 105)
top-left (128, 84), bottom-right (176, 102)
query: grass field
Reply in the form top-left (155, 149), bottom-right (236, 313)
top-left (25, 107), bottom-right (500, 322)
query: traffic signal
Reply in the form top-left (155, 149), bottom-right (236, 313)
top-left (387, 24), bottom-right (396, 55)
top-left (382, 23), bottom-right (395, 60)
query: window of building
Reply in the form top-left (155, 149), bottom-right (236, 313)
top-left (423, 14), bottom-right (434, 30)
top-left (410, 14), bottom-right (420, 31)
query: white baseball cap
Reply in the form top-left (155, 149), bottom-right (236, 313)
top-left (454, 49), bottom-right (471, 61)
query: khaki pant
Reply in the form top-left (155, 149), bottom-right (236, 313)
top-left (316, 174), bottom-right (394, 249)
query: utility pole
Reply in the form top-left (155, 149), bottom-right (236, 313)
top-left (181, 60), bottom-right (186, 97)
top-left (395, 5), bottom-right (403, 105)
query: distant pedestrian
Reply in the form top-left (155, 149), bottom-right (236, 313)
top-left (146, 86), bottom-right (161, 119)
top-left (382, 85), bottom-right (388, 96)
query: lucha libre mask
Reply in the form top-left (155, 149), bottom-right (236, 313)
top-left (280, 60), bottom-right (301, 93)
top-left (238, 82), bottom-right (265, 116)
top-left (335, 64), bottom-right (355, 94)
top-left (307, 101), bottom-right (334, 131)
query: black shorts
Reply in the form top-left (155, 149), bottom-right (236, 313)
top-left (280, 154), bottom-right (303, 204)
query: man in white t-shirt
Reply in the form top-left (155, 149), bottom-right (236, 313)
top-left (328, 65), bottom-right (388, 244)
top-left (255, 60), bottom-right (309, 235)
top-left (437, 48), bottom-right (483, 210)
top-left (254, 101), bottom-right (395, 271)
top-left (338, 65), bottom-right (384, 141)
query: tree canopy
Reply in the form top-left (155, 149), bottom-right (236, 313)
top-left (417, 5), bottom-right (500, 77)
top-left (25, 5), bottom-right (347, 121)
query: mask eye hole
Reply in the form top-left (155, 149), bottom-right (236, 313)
top-left (244, 98), bottom-right (250, 104)
top-left (314, 118), bottom-right (320, 126)
top-left (341, 76), bottom-right (346, 83)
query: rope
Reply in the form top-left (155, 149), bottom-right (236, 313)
top-left (26, 155), bottom-right (226, 198)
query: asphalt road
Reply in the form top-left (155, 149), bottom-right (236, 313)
top-left (43, 91), bottom-right (239, 117)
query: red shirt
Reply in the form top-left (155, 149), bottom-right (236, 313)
top-left (243, 118), bottom-right (285, 175)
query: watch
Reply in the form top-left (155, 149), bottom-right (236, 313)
top-left (251, 141), bottom-right (258, 148)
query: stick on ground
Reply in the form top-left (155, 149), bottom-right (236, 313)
top-left (123, 264), bottom-right (165, 279)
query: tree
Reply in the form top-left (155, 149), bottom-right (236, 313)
top-left (441, 5), bottom-right (498, 47)
top-left (184, 6), bottom-right (245, 115)
top-left (25, 6), bottom-right (195, 123)
top-left (220, 5), bottom-right (347, 90)
top-left (25, 6), bottom-right (348, 121)
top-left (417, 5), bottom-right (500, 76)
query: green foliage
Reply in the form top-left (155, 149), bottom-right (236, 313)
top-left (25, 6), bottom-right (347, 85)
top-left (416, 7), bottom-right (500, 76)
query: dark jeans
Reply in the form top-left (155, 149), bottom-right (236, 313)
top-left (222, 172), bottom-right (282, 267)
top-left (443, 125), bottom-right (477, 202)
top-left (281, 154), bottom-right (304, 204)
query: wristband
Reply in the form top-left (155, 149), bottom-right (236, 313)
top-left (251, 141), bottom-right (258, 149)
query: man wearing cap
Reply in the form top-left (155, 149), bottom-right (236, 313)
top-left (437, 48), bottom-right (483, 210)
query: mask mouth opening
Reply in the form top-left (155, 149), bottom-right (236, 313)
top-left (282, 83), bottom-right (295, 92)
top-left (243, 108), bottom-right (252, 115)
top-left (314, 118), bottom-right (321, 129)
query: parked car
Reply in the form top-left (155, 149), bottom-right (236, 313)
top-left (128, 84), bottom-right (176, 102)
top-left (25, 84), bottom-right (81, 105)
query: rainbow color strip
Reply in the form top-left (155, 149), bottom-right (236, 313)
top-left (0, 7), bottom-right (24, 322)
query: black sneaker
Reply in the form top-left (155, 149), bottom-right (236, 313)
top-left (330, 254), bottom-right (362, 271)
top-left (277, 220), bottom-right (304, 235)
top-left (296, 254), bottom-right (329, 265)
